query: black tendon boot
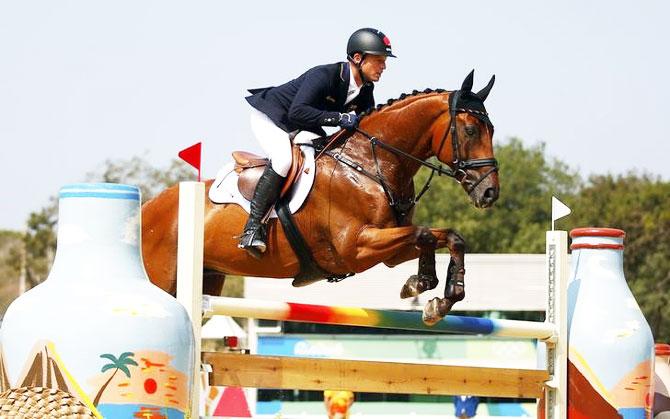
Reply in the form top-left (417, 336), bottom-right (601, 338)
top-left (238, 165), bottom-right (284, 258)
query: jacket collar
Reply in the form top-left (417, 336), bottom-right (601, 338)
top-left (339, 62), bottom-right (348, 83)
top-left (332, 62), bottom-right (349, 107)
top-left (342, 61), bottom-right (373, 90)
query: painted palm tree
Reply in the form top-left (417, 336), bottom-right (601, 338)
top-left (92, 352), bottom-right (138, 406)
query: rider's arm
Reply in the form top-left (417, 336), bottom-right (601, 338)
top-left (288, 67), bottom-right (341, 128)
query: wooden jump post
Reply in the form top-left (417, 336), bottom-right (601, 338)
top-left (175, 182), bottom-right (568, 419)
top-left (175, 181), bottom-right (205, 418)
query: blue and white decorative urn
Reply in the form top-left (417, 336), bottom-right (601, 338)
top-left (0, 183), bottom-right (195, 418)
top-left (567, 228), bottom-right (654, 419)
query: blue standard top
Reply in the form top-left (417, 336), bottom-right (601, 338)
top-left (59, 183), bottom-right (140, 201)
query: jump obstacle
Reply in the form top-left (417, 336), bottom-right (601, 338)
top-left (174, 182), bottom-right (568, 418)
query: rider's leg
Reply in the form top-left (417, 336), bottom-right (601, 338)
top-left (238, 165), bottom-right (284, 257)
top-left (238, 109), bottom-right (290, 258)
top-left (293, 129), bottom-right (320, 145)
top-left (251, 108), bottom-right (293, 177)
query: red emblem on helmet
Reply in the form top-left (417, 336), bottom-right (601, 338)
top-left (383, 36), bottom-right (391, 46)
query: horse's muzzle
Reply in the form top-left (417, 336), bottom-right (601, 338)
top-left (479, 185), bottom-right (499, 208)
top-left (466, 171), bottom-right (499, 208)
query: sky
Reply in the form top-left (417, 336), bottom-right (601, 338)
top-left (1, 1), bottom-right (669, 230)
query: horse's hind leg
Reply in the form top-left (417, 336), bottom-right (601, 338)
top-left (203, 269), bottom-right (226, 297)
top-left (423, 229), bottom-right (466, 326)
top-left (400, 227), bottom-right (439, 298)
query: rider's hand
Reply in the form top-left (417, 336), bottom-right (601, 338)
top-left (338, 112), bottom-right (359, 131)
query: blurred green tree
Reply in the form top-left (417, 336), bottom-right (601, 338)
top-left (86, 155), bottom-right (196, 201)
top-left (413, 140), bottom-right (668, 341)
top-left (0, 231), bottom-right (23, 314)
top-left (3, 144), bottom-right (667, 338)
top-left (12, 156), bottom-right (194, 291)
top-left (565, 173), bottom-right (670, 342)
top-left (413, 138), bottom-right (582, 253)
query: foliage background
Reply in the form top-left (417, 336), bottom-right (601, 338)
top-left (0, 141), bottom-right (667, 341)
top-left (414, 138), bottom-right (669, 340)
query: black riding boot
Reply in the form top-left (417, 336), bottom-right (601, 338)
top-left (238, 165), bottom-right (284, 258)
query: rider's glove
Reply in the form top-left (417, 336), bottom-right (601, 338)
top-left (338, 112), bottom-right (359, 131)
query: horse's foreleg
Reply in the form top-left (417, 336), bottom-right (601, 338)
top-left (354, 225), bottom-right (466, 326)
top-left (422, 228), bottom-right (467, 326)
top-left (429, 228), bottom-right (466, 300)
top-left (353, 225), bottom-right (421, 270)
top-left (356, 226), bottom-right (439, 300)
top-left (399, 228), bottom-right (439, 299)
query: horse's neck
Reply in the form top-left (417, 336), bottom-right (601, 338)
top-left (351, 94), bottom-right (448, 182)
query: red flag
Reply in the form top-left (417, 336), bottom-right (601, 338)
top-left (178, 142), bottom-right (202, 181)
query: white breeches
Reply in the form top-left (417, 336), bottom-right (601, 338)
top-left (249, 107), bottom-right (319, 177)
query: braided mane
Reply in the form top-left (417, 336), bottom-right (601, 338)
top-left (360, 88), bottom-right (448, 119)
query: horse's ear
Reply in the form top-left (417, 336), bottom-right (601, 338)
top-left (461, 70), bottom-right (474, 92)
top-left (476, 75), bottom-right (495, 101)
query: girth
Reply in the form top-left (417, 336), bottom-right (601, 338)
top-left (274, 198), bottom-right (353, 287)
top-left (232, 142), bottom-right (354, 286)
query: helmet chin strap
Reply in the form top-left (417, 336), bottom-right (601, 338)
top-left (349, 54), bottom-right (368, 85)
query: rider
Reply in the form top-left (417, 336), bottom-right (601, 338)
top-left (239, 27), bottom-right (396, 258)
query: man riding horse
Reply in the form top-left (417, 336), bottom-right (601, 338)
top-left (142, 34), bottom-right (499, 325)
top-left (239, 28), bottom-right (395, 258)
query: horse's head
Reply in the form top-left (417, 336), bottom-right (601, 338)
top-left (432, 71), bottom-right (500, 208)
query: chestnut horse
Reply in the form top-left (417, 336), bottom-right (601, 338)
top-left (142, 71), bottom-right (500, 325)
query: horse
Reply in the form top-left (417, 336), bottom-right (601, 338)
top-left (141, 70), bottom-right (500, 325)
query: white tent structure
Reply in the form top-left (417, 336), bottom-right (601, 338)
top-left (201, 315), bottom-right (246, 339)
top-left (245, 254), bottom-right (555, 311)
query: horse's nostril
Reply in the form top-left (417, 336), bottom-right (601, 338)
top-left (484, 187), bottom-right (498, 202)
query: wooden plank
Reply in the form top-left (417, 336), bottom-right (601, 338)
top-left (203, 352), bottom-right (549, 399)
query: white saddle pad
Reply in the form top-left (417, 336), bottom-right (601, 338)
top-left (208, 145), bottom-right (316, 218)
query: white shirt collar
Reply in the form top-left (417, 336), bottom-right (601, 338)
top-left (345, 63), bottom-right (362, 105)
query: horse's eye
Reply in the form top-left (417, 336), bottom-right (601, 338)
top-left (465, 125), bottom-right (476, 136)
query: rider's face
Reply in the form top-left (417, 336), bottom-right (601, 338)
top-left (359, 54), bottom-right (387, 82)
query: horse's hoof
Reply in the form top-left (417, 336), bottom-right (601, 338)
top-left (400, 274), bottom-right (438, 299)
top-left (400, 275), bottom-right (420, 298)
top-left (422, 297), bottom-right (454, 326)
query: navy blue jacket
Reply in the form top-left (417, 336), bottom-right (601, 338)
top-left (246, 62), bottom-right (375, 136)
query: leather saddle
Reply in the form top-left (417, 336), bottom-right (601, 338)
top-left (231, 134), bottom-right (356, 286)
top-left (232, 145), bottom-right (306, 201)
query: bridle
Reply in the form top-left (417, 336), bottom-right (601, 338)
top-left (324, 90), bottom-right (498, 220)
top-left (435, 90), bottom-right (499, 192)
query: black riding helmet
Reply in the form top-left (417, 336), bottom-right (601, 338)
top-left (346, 28), bottom-right (397, 59)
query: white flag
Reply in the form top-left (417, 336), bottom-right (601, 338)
top-left (551, 196), bottom-right (571, 230)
